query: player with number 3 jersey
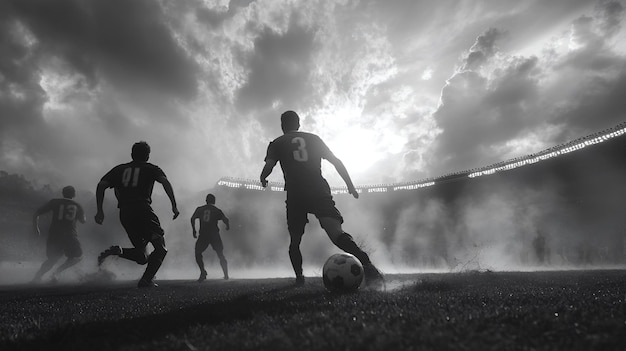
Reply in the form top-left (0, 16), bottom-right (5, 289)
top-left (265, 128), bottom-right (334, 199)
top-left (260, 110), bottom-right (384, 288)
top-left (95, 141), bottom-right (179, 288)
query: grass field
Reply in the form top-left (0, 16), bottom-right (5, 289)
top-left (1, 270), bottom-right (625, 350)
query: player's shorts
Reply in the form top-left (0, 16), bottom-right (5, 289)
top-left (47, 232), bottom-right (82, 259)
top-left (119, 204), bottom-right (165, 248)
top-left (286, 194), bottom-right (343, 235)
top-left (195, 232), bottom-right (223, 254)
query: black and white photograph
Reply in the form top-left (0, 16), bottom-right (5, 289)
top-left (1, 0), bottom-right (625, 350)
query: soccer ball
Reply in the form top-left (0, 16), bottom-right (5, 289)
top-left (322, 253), bottom-right (364, 292)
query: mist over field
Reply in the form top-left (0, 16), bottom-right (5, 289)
top-left (1, 0), bottom-right (626, 285)
top-left (2, 128), bottom-right (626, 287)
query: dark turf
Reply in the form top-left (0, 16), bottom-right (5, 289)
top-left (1, 270), bottom-right (625, 350)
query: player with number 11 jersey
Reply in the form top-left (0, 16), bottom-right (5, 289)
top-left (101, 161), bottom-right (165, 208)
top-left (95, 141), bottom-right (179, 288)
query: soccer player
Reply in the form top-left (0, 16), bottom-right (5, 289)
top-left (32, 185), bottom-right (86, 283)
top-left (259, 110), bottom-right (384, 287)
top-left (190, 193), bottom-right (231, 281)
top-left (94, 141), bottom-right (179, 288)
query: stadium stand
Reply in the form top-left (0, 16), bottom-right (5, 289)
top-left (216, 122), bottom-right (626, 195)
top-left (214, 123), bottom-right (626, 268)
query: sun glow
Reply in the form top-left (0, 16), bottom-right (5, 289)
top-left (326, 127), bottom-right (383, 175)
top-left (311, 105), bottom-right (400, 183)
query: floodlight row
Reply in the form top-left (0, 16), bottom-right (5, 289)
top-left (217, 122), bottom-right (626, 193)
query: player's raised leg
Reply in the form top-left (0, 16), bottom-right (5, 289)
top-left (319, 217), bottom-right (384, 288)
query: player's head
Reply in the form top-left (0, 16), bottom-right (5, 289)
top-left (131, 141), bottom-right (150, 162)
top-left (281, 110), bottom-right (300, 133)
top-left (62, 186), bottom-right (76, 199)
top-left (205, 193), bottom-right (216, 204)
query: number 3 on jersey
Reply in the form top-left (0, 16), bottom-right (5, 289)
top-left (292, 137), bottom-right (308, 162)
top-left (122, 167), bottom-right (141, 187)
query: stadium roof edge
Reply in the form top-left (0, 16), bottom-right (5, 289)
top-left (216, 121), bottom-right (626, 194)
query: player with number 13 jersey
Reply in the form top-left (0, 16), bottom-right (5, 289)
top-left (31, 185), bottom-right (86, 283)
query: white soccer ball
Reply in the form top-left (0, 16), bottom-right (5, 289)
top-left (322, 253), bottom-right (364, 292)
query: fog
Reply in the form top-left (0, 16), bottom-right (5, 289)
top-left (2, 129), bottom-right (626, 287)
top-left (2, 134), bottom-right (625, 287)
top-left (2, 1), bottom-right (626, 285)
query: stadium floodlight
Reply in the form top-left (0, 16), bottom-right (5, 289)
top-left (216, 122), bottom-right (626, 192)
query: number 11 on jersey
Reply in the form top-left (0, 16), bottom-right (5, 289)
top-left (122, 167), bottom-right (141, 187)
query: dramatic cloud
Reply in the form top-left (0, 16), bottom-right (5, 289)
top-left (427, 1), bottom-right (626, 176)
top-left (0, 0), bottom-right (624, 195)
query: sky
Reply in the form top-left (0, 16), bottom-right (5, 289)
top-left (1, 0), bottom-right (626, 197)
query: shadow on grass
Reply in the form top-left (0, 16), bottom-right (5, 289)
top-left (1, 282), bottom-right (328, 350)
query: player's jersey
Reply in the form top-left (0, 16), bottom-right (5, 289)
top-left (192, 204), bottom-right (226, 234)
top-left (101, 161), bottom-right (166, 208)
top-left (265, 131), bottom-right (334, 197)
top-left (40, 198), bottom-right (85, 235)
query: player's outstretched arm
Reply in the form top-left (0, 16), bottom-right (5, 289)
top-left (190, 212), bottom-right (198, 238)
top-left (32, 214), bottom-right (41, 237)
top-left (327, 155), bottom-right (359, 199)
top-left (157, 176), bottom-right (179, 220)
top-left (95, 181), bottom-right (108, 224)
top-left (78, 205), bottom-right (87, 224)
top-left (260, 159), bottom-right (277, 187)
top-left (222, 215), bottom-right (230, 231)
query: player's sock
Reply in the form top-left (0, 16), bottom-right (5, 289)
top-left (295, 275), bottom-right (305, 286)
top-left (220, 258), bottom-right (229, 280)
top-left (289, 244), bottom-right (303, 278)
top-left (141, 248), bottom-right (167, 282)
top-left (363, 263), bottom-right (385, 289)
top-left (33, 259), bottom-right (56, 282)
top-left (120, 247), bottom-right (148, 265)
top-left (138, 278), bottom-right (158, 288)
top-left (56, 257), bottom-right (82, 274)
top-left (195, 252), bottom-right (204, 271)
top-left (335, 232), bottom-right (372, 266)
top-left (142, 259), bottom-right (163, 282)
top-left (198, 271), bottom-right (207, 282)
